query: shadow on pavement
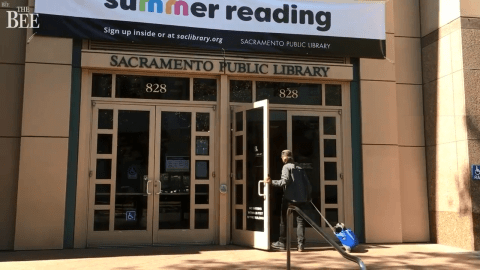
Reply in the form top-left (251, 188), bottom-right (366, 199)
top-left (160, 250), bottom-right (480, 270)
top-left (0, 245), bottom-right (248, 262)
top-left (1, 244), bottom-right (479, 270)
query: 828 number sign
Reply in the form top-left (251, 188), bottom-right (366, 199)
top-left (146, 83), bottom-right (167, 93)
top-left (279, 88), bottom-right (299, 99)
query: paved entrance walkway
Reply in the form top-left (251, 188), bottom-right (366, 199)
top-left (0, 244), bottom-right (479, 269)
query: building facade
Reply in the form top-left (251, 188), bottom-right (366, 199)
top-left (0, 0), bottom-right (479, 251)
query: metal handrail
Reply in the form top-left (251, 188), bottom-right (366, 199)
top-left (286, 205), bottom-right (367, 270)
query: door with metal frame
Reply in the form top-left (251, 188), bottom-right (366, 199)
top-left (231, 100), bottom-right (271, 250)
top-left (88, 104), bottom-right (155, 246)
top-left (285, 110), bottom-right (343, 241)
top-left (87, 104), bottom-right (216, 246)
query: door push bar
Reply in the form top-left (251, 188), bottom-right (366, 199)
top-left (286, 205), bottom-right (366, 270)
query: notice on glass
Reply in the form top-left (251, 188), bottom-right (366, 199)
top-left (247, 206), bottom-right (264, 220)
top-left (166, 156), bottom-right (190, 172)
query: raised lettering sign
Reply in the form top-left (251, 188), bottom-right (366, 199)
top-left (109, 55), bottom-right (331, 78)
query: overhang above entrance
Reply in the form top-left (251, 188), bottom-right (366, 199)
top-left (82, 52), bottom-right (354, 81)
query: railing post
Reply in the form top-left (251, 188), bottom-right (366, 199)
top-left (286, 206), bottom-right (293, 270)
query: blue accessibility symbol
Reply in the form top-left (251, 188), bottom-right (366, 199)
top-left (127, 166), bottom-right (138, 179)
top-left (472, 165), bottom-right (480, 180)
top-left (126, 211), bottom-right (136, 221)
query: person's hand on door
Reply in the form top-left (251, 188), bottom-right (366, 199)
top-left (264, 174), bottom-right (271, 184)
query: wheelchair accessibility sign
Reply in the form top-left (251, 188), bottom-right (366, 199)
top-left (126, 211), bottom-right (136, 221)
top-left (127, 166), bottom-right (138, 180)
top-left (472, 165), bottom-right (480, 180)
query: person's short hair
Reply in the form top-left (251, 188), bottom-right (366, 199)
top-left (281, 150), bottom-right (294, 163)
top-left (281, 150), bottom-right (292, 157)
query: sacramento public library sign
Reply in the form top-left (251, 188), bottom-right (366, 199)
top-left (34, 0), bottom-right (386, 58)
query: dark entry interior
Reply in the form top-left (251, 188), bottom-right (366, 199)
top-left (268, 110), bottom-right (322, 243)
top-left (269, 110), bottom-right (288, 242)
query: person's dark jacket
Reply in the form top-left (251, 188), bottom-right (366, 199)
top-left (272, 163), bottom-right (312, 203)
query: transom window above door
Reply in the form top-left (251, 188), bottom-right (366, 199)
top-left (230, 80), bottom-right (342, 107)
top-left (91, 73), bottom-right (217, 102)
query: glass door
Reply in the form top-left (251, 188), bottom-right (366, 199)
top-left (88, 104), bottom-right (215, 246)
top-left (88, 104), bottom-right (155, 246)
top-left (231, 100), bottom-right (271, 250)
top-left (153, 106), bottom-right (216, 244)
top-left (287, 110), bottom-right (343, 241)
top-left (267, 110), bottom-right (343, 243)
top-left (315, 111), bottom-right (343, 235)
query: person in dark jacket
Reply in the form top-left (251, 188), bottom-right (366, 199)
top-left (265, 150), bottom-right (312, 252)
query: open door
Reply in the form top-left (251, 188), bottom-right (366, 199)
top-left (231, 100), bottom-right (270, 250)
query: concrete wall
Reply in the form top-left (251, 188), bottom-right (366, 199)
top-left (460, 0), bottom-right (480, 251)
top-left (14, 35), bottom-right (73, 250)
top-left (0, 0), bottom-right (27, 250)
top-left (394, 0), bottom-right (430, 243)
top-left (361, 0), bottom-right (429, 243)
top-left (421, 0), bottom-right (480, 251)
top-left (13, 0), bottom-right (73, 248)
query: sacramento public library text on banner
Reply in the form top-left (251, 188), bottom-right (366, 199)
top-left (34, 0), bottom-right (386, 58)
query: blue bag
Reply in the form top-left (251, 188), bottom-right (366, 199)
top-left (311, 202), bottom-right (359, 251)
top-left (335, 228), bottom-right (359, 249)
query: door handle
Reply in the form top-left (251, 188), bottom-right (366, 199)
top-left (156, 180), bottom-right (161, 195)
top-left (146, 180), bottom-right (152, 195)
top-left (258, 180), bottom-right (265, 199)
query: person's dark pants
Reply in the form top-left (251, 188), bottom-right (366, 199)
top-left (278, 198), bottom-right (307, 245)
